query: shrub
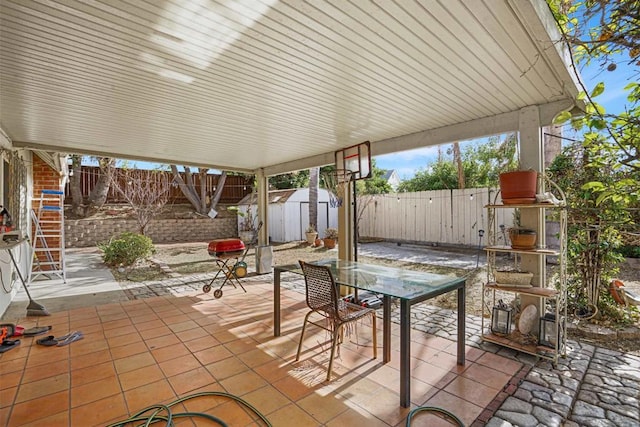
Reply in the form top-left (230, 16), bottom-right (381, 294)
top-left (619, 245), bottom-right (640, 258)
top-left (324, 228), bottom-right (338, 239)
top-left (98, 232), bottom-right (154, 266)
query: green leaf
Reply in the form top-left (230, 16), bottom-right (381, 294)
top-left (581, 181), bottom-right (605, 191)
top-left (594, 103), bottom-right (606, 115)
top-left (595, 192), bottom-right (609, 206)
top-left (553, 110), bottom-right (572, 124)
top-left (590, 82), bottom-right (605, 98)
top-left (589, 118), bottom-right (606, 129)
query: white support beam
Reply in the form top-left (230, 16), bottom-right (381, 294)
top-left (518, 105), bottom-right (545, 320)
top-left (256, 169), bottom-right (269, 246)
top-left (372, 100), bottom-right (576, 158)
top-left (518, 106), bottom-right (544, 172)
top-left (337, 181), bottom-right (354, 262)
top-left (262, 100), bottom-right (576, 178)
top-left (262, 151), bottom-right (336, 177)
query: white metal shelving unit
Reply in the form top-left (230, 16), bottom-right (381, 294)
top-left (481, 177), bottom-right (567, 363)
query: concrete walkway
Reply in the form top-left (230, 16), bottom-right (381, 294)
top-left (358, 241), bottom-right (484, 270)
top-left (2, 245), bottom-right (638, 426)
top-left (1, 248), bottom-right (128, 321)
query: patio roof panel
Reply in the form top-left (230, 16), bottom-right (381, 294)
top-left (1, 0), bottom-right (581, 173)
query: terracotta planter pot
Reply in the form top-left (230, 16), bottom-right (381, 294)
top-left (509, 228), bottom-right (537, 250)
top-left (323, 238), bottom-right (336, 249)
top-left (499, 170), bottom-right (538, 204)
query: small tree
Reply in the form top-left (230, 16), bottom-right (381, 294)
top-left (548, 0), bottom-right (639, 321)
top-left (549, 146), bottom-right (630, 320)
top-left (396, 134), bottom-right (519, 192)
top-left (69, 156), bottom-right (115, 217)
top-left (355, 159), bottom-right (392, 241)
top-left (109, 168), bottom-right (171, 235)
top-left (170, 166), bottom-right (228, 215)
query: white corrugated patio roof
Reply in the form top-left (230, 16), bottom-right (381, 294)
top-left (0, 0), bottom-right (581, 175)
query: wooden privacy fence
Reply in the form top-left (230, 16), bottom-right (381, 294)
top-left (357, 188), bottom-right (517, 247)
top-left (65, 166), bottom-right (252, 205)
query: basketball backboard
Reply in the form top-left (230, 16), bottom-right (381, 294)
top-left (335, 141), bottom-right (372, 180)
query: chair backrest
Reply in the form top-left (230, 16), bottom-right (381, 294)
top-left (299, 261), bottom-right (340, 316)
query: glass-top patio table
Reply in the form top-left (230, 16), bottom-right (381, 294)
top-left (273, 259), bottom-right (466, 408)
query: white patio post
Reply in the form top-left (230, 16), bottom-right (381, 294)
top-left (337, 180), bottom-right (354, 261)
top-left (518, 105), bottom-right (545, 322)
top-left (256, 169), bottom-right (269, 246)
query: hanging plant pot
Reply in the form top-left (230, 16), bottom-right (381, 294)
top-left (499, 170), bottom-right (538, 204)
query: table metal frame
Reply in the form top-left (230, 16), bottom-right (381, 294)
top-left (273, 259), bottom-right (466, 408)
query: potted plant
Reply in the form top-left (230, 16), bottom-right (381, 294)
top-left (323, 227), bottom-right (338, 249)
top-left (493, 250), bottom-right (534, 287)
top-left (508, 227), bottom-right (537, 250)
top-left (305, 225), bottom-right (318, 245)
top-left (228, 205), bottom-right (256, 243)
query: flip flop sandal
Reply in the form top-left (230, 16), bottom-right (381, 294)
top-left (36, 335), bottom-right (59, 346)
top-left (56, 332), bottom-right (83, 347)
top-left (0, 339), bottom-right (21, 353)
top-left (23, 326), bottom-right (52, 336)
top-left (0, 323), bottom-right (16, 338)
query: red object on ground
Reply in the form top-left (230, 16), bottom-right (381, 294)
top-left (207, 238), bottom-right (245, 257)
top-left (610, 279), bottom-right (626, 305)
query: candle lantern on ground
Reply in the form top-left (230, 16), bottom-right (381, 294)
top-left (491, 299), bottom-right (512, 335)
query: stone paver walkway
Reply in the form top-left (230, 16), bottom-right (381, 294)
top-left (120, 270), bottom-right (640, 426)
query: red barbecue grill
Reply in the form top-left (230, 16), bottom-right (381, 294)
top-left (203, 238), bottom-right (247, 298)
top-left (203, 222), bottom-right (263, 298)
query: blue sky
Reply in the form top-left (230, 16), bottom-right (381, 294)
top-left (375, 55), bottom-right (636, 179)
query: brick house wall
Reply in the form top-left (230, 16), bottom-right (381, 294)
top-left (31, 155), bottom-right (64, 268)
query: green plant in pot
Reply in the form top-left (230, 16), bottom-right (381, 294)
top-left (228, 205), bottom-right (256, 243)
top-left (323, 227), bottom-right (338, 249)
top-left (305, 225), bottom-right (317, 245)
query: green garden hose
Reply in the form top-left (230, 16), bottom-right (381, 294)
top-left (106, 390), bottom-right (272, 427)
top-left (405, 406), bottom-right (464, 426)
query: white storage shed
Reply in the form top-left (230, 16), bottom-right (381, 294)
top-left (237, 189), bottom-right (338, 243)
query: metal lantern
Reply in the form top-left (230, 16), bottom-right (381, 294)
top-left (539, 313), bottom-right (558, 348)
top-left (491, 299), bottom-right (512, 335)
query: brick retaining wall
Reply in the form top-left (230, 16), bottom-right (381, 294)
top-left (65, 217), bottom-right (237, 247)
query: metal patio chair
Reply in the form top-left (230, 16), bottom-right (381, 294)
top-left (296, 261), bottom-right (377, 380)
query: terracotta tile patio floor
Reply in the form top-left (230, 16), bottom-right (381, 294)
top-left (0, 281), bottom-right (523, 426)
